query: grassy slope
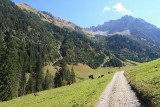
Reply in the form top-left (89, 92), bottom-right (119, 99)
top-left (125, 58), bottom-right (160, 107)
top-left (4, 62), bottom-right (137, 107)
top-left (0, 74), bottom-right (113, 107)
top-left (68, 64), bottom-right (94, 81)
top-left (42, 63), bottom-right (95, 82)
top-left (42, 61), bottom-right (137, 81)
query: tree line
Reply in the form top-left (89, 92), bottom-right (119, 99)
top-left (0, 31), bottom-right (76, 101)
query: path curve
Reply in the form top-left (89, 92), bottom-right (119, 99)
top-left (96, 71), bottom-right (143, 107)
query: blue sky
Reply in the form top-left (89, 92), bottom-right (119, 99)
top-left (11, 0), bottom-right (160, 28)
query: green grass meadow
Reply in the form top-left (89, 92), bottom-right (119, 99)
top-left (0, 60), bottom-right (137, 107)
top-left (125, 58), bottom-right (160, 107)
top-left (0, 73), bottom-right (113, 107)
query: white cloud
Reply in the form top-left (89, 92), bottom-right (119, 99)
top-left (113, 3), bottom-right (131, 15)
top-left (102, 6), bottom-right (111, 13)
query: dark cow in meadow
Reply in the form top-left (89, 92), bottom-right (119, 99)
top-left (89, 75), bottom-right (94, 79)
top-left (101, 75), bottom-right (104, 77)
top-left (98, 75), bottom-right (104, 78)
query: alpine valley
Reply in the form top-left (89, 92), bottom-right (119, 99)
top-left (0, 0), bottom-right (160, 106)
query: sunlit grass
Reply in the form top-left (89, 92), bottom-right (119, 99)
top-left (42, 63), bottom-right (57, 76)
top-left (0, 74), bottom-right (113, 107)
top-left (125, 58), bottom-right (160, 107)
top-left (68, 64), bottom-right (94, 81)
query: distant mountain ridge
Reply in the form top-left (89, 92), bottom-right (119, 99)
top-left (89, 16), bottom-right (160, 62)
top-left (88, 15), bottom-right (160, 48)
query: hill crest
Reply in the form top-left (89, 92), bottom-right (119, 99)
top-left (17, 3), bottom-right (94, 37)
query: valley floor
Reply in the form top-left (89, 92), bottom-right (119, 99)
top-left (0, 73), bottom-right (113, 107)
top-left (96, 71), bottom-right (144, 107)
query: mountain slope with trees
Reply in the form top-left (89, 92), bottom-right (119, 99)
top-left (89, 15), bottom-right (160, 63)
top-left (94, 34), bottom-right (160, 62)
top-left (17, 3), bottom-right (94, 38)
top-left (0, 0), bottom-right (105, 101)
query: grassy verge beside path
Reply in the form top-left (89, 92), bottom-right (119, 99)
top-left (125, 59), bottom-right (160, 107)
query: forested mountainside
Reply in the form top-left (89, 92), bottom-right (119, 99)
top-left (94, 34), bottom-right (160, 62)
top-left (0, 0), bottom-right (105, 101)
top-left (89, 15), bottom-right (160, 62)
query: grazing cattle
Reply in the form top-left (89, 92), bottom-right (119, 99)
top-left (98, 76), bottom-right (101, 78)
top-left (89, 75), bottom-right (94, 79)
top-left (34, 93), bottom-right (38, 96)
top-left (68, 82), bottom-right (71, 85)
top-left (108, 72), bottom-right (111, 74)
top-left (101, 75), bottom-right (104, 77)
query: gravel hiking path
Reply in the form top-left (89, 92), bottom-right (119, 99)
top-left (96, 71), bottom-right (144, 107)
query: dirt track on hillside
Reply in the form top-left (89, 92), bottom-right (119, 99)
top-left (96, 71), bottom-right (144, 107)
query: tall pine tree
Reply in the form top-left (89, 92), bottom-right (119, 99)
top-left (54, 60), bottom-right (76, 88)
top-left (18, 42), bottom-right (26, 96)
top-left (42, 69), bottom-right (53, 90)
top-left (0, 31), bottom-right (20, 101)
top-left (33, 54), bottom-right (44, 92)
top-left (54, 71), bottom-right (62, 88)
top-left (5, 32), bottom-right (20, 99)
top-left (25, 74), bottom-right (34, 94)
top-left (70, 67), bottom-right (76, 83)
top-left (0, 32), bottom-right (11, 101)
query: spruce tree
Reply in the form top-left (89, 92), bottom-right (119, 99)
top-left (0, 32), bottom-right (20, 100)
top-left (33, 55), bottom-right (44, 92)
top-left (54, 60), bottom-right (76, 87)
top-left (65, 69), bottom-right (71, 85)
top-left (5, 32), bottom-right (20, 99)
top-left (70, 67), bottom-right (76, 83)
top-left (0, 32), bottom-right (11, 101)
top-left (18, 71), bottom-right (26, 96)
top-left (43, 69), bottom-right (53, 90)
top-left (25, 75), bottom-right (34, 94)
top-left (18, 42), bottom-right (26, 96)
top-left (59, 61), bottom-right (70, 86)
top-left (54, 71), bottom-right (62, 88)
